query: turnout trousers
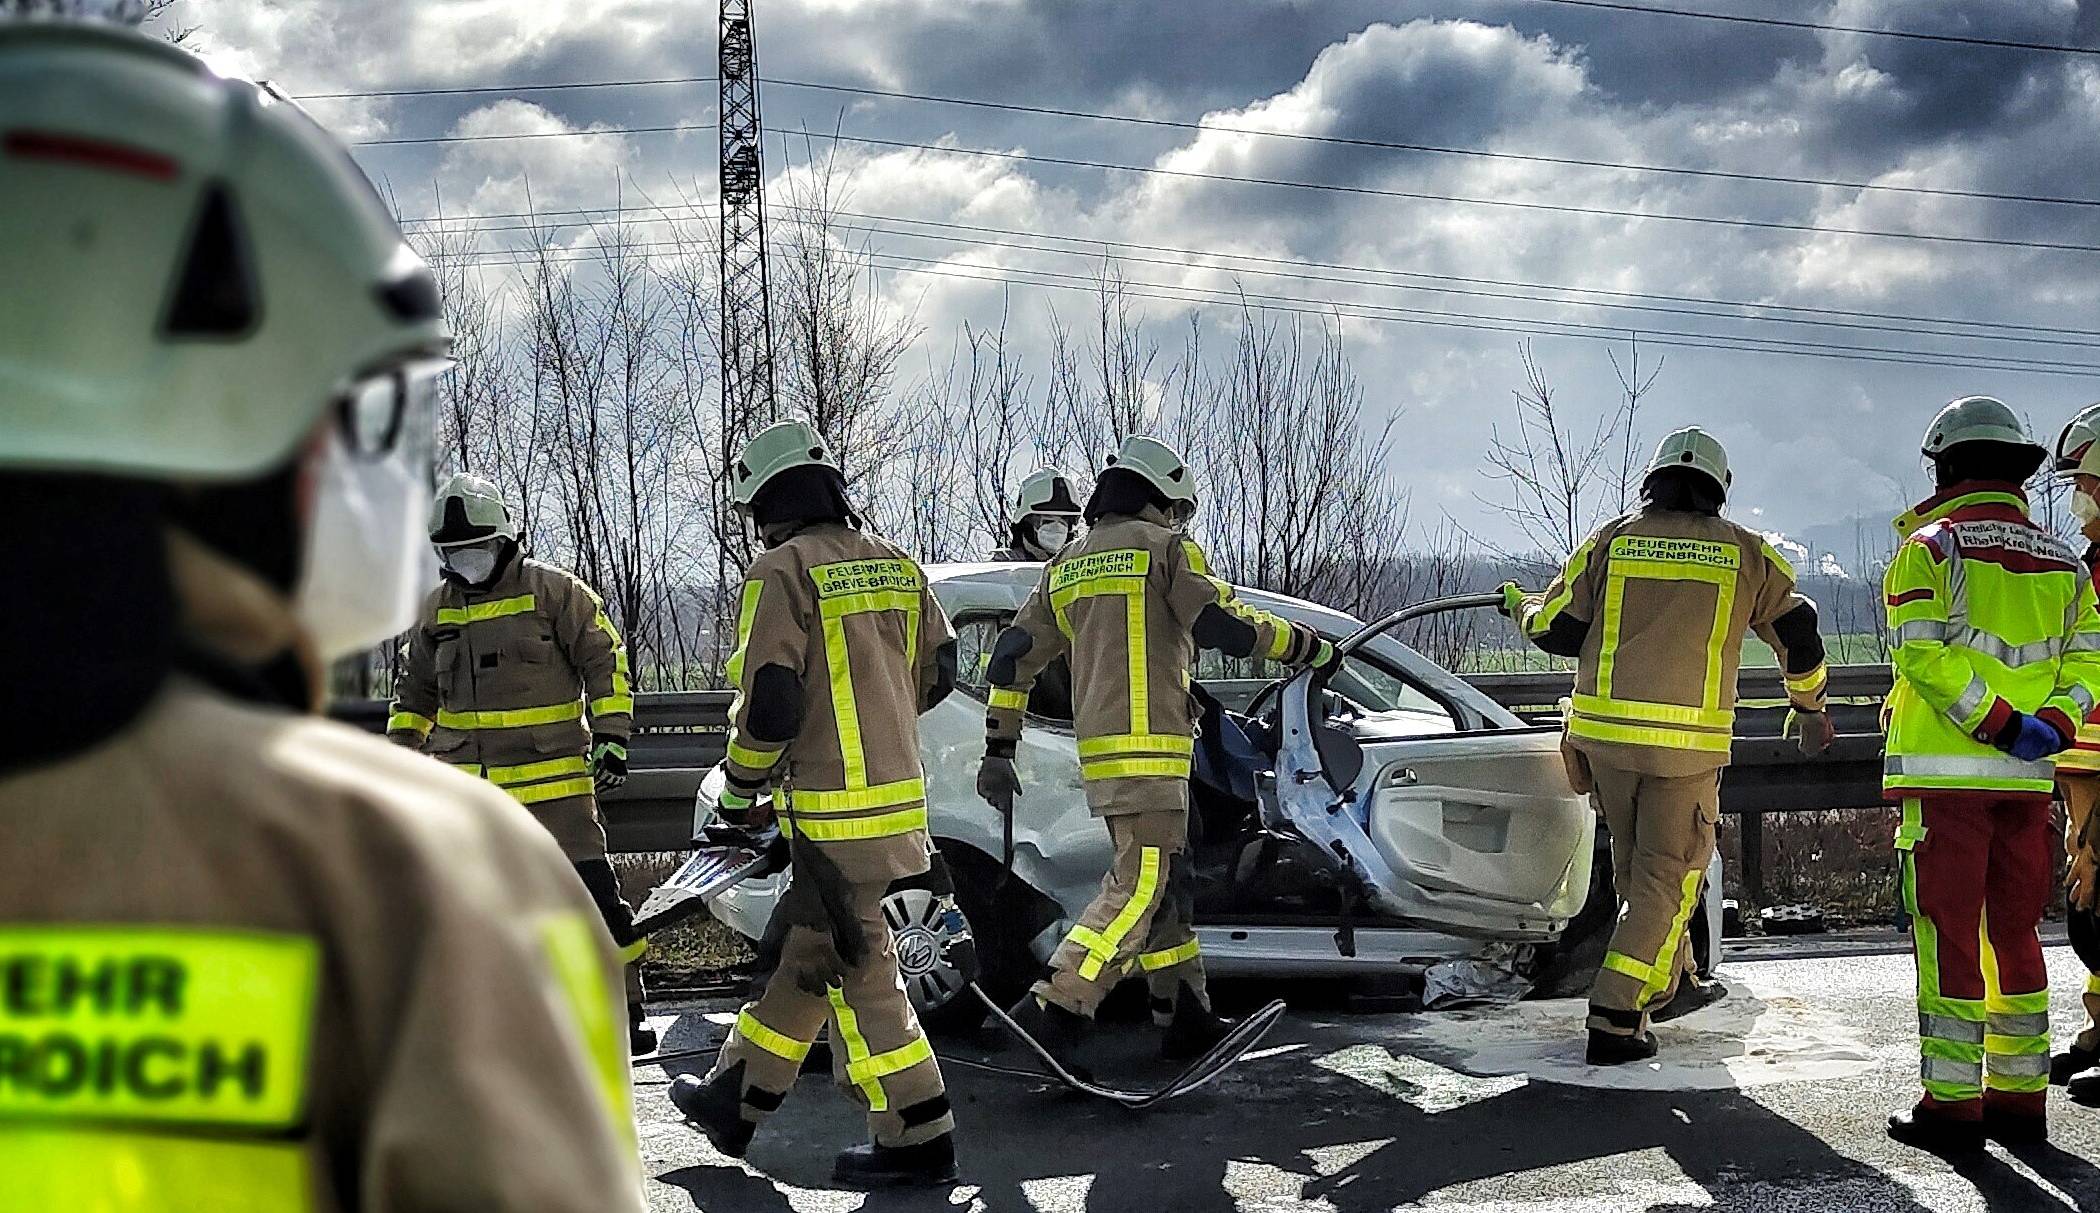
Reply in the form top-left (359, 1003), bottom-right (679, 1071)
top-left (1587, 762), bottom-right (1718, 1036)
top-left (1036, 788), bottom-right (1207, 1020)
top-left (708, 879), bottom-right (952, 1148)
top-left (1896, 793), bottom-right (2054, 1118)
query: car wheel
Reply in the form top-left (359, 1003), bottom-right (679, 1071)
top-left (1529, 842), bottom-right (1614, 999)
top-left (897, 845), bottom-right (1053, 1035)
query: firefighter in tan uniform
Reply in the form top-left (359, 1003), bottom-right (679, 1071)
top-left (976, 436), bottom-right (1332, 1063)
top-left (670, 421), bottom-right (962, 1188)
top-left (0, 21), bottom-right (641, 1212)
top-left (388, 473), bottom-right (653, 1052)
top-left (1504, 428), bottom-right (1831, 1065)
top-left (2050, 402), bottom-right (2100, 1092)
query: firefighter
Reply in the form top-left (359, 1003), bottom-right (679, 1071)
top-left (999, 466), bottom-right (1084, 560)
top-left (1879, 396), bottom-right (2100, 1149)
top-left (668, 420), bottom-right (962, 1188)
top-left (387, 473), bottom-right (653, 1053)
top-left (0, 20), bottom-right (641, 1211)
top-left (975, 436), bottom-right (1333, 1065)
top-left (1503, 427), bottom-right (1832, 1066)
top-left (2047, 401), bottom-right (2100, 1092)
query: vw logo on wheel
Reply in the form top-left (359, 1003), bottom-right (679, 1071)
top-left (896, 927), bottom-right (941, 977)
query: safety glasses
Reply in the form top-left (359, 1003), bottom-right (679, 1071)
top-left (332, 357), bottom-right (451, 470)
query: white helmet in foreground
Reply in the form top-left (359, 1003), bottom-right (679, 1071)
top-left (1645, 427), bottom-right (1731, 494)
top-left (1922, 396), bottom-right (2038, 458)
top-left (1103, 435), bottom-right (1197, 506)
top-left (2056, 402), bottom-right (2100, 477)
top-left (0, 21), bottom-right (452, 657)
top-left (729, 419), bottom-right (841, 511)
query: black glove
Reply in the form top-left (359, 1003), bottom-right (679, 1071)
top-left (977, 754), bottom-right (1021, 816)
top-left (590, 735), bottom-right (628, 792)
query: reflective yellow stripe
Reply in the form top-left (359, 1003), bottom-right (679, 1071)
top-left (591, 604), bottom-right (632, 708)
top-left (1127, 585), bottom-right (1150, 736)
top-left (726, 738), bottom-right (784, 771)
top-left (1596, 537), bottom-right (1738, 731)
top-left (989, 687), bottom-right (1029, 711)
top-left (508, 777), bottom-right (595, 805)
top-left (1641, 866), bottom-right (1707, 1006)
top-left (0, 927), bottom-right (318, 1130)
top-left (1077, 733), bottom-right (1196, 758)
top-left (1074, 846), bottom-right (1162, 980)
top-left (736, 1008), bottom-right (813, 1063)
top-left (827, 986), bottom-right (888, 1112)
top-left (1527, 535), bottom-right (1595, 638)
top-left (617, 937), bottom-right (649, 965)
top-left (1566, 716), bottom-right (1733, 752)
top-left (1082, 757), bottom-right (1194, 780)
top-left (1138, 938), bottom-right (1201, 971)
top-left (786, 779), bottom-right (926, 814)
top-left (1, 1129), bottom-right (312, 1213)
top-left (725, 580), bottom-right (765, 689)
top-left (781, 807), bottom-right (928, 841)
top-left (436, 701), bottom-right (583, 729)
top-left (1264, 624), bottom-right (1293, 660)
top-left (436, 594), bottom-right (537, 625)
top-left (814, 578), bottom-right (923, 792)
top-left (845, 1035), bottom-right (934, 1086)
top-left (484, 756), bottom-right (591, 785)
top-left (387, 710), bottom-right (433, 736)
top-left (589, 695), bottom-right (634, 718)
top-left (1570, 693), bottom-right (1731, 730)
top-left (1784, 664), bottom-right (1829, 696)
top-left (1895, 796), bottom-right (1927, 850)
top-left (539, 913), bottom-right (635, 1152)
top-left (1601, 951), bottom-right (1654, 983)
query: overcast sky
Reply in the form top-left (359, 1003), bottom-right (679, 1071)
top-left (174, 0), bottom-right (2100, 552)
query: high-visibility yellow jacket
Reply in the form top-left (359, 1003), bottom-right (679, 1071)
top-left (719, 523), bottom-right (955, 882)
top-left (1516, 506), bottom-right (1828, 776)
top-left (2060, 529), bottom-right (2100, 777)
top-left (388, 557), bottom-right (633, 808)
top-left (1883, 484), bottom-right (2100, 799)
top-left (984, 506), bottom-right (1325, 815)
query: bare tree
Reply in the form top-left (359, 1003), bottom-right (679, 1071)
top-left (1032, 263), bottom-right (1164, 472)
top-left (1478, 340), bottom-right (1649, 570)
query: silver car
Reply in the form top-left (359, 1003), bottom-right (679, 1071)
top-left (702, 562), bottom-right (1721, 1028)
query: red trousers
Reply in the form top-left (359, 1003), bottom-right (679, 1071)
top-left (1897, 793), bottom-right (2054, 1118)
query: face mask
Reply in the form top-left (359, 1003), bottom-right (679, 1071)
top-left (442, 545), bottom-right (501, 585)
top-left (2074, 491), bottom-right (2100, 525)
top-left (293, 424), bottom-right (435, 661)
top-left (1033, 518), bottom-right (1073, 552)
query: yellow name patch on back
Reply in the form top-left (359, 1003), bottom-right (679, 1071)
top-left (809, 559), bottom-right (922, 599)
top-left (1609, 535), bottom-right (1741, 570)
top-left (0, 927), bottom-right (318, 1130)
top-left (1050, 548), bottom-right (1150, 592)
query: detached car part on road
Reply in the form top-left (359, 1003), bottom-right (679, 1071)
top-left (679, 564), bottom-right (1721, 1028)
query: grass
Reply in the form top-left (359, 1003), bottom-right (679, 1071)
top-left (613, 851), bottom-right (755, 988)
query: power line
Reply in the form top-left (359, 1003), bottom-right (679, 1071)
top-left (1512, 0), bottom-right (2100, 57)
top-left (436, 238), bottom-right (2100, 377)
top-left (410, 207), bottom-right (2100, 350)
top-left (353, 122), bottom-right (715, 147)
top-left (396, 202), bottom-right (2100, 339)
top-left (311, 71), bottom-right (2100, 209)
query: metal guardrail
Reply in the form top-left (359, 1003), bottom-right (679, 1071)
top-left (332, 664), bottom-right (1898, 881)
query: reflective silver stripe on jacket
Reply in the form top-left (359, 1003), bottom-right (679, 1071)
top-left (1949, 676), bottom-right (1991, 728)
top-left (1894, 620), bottom-right (1948, 646)
top-left (1885, 754), bottom-right (2054, 781)
top-left (1949, 627), bottom-right (2063, 670)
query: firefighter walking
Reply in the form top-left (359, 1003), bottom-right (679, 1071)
top-left (1881, 396), bottom-right (2100, 1149)
top-left (2048, 402), bottom-right (2100, 1095)
top-left (669, 420), bottom-right (962, 1188)
top-left (975, 436), bottom-right (1333, 1063)
top-left (388, 473), bottom-right (653, 1053)
top-left (1505, 427), bottom-right (1832, 1065)
top-left (0, 19), bottom-right (641, 1210)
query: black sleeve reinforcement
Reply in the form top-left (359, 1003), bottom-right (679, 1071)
top-left (747, 663), bottom-right (806, 744)
top-left (923, 640), bottom-right (958, 712)
top-left (1191, 602), bottom-right (1260, 659)
top-left (1769, 600), bottom-right (1826, 674)
top-left (985, 627), bottom-right (1034, 686)
top-left (1533, 613), bottom-right (1590, 659)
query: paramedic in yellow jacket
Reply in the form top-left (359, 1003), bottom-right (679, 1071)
top-left (976, 436), bottom-right (1333, 1065)
top-left (387, 473), bottom-right (652, 1053)
top-left (669, 420), bottom-right (962, 1189)
top-left (1504, 427), bottom-right (1831, 1066)
top-left (0, 21), bottom-right (641, 1212)
top-left (2046, 402), bottom-right (2100, 1094)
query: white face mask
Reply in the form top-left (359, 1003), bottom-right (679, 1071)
top-left (1033, 518), bottom-right (1073, 553)
top-left (441, 545), bottom-right (502, 586)
top-left (2074, 491), bottom-right (2100, 525)
top-left (293, 425), bottom-right (436, 661)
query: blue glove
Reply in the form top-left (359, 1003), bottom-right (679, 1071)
top-left (2005, 712), bottom-right (2071, 762)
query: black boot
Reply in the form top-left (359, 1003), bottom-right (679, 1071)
top-left (1585, 1029), bottom-right (1658, 1066)
top-left (668, 1063), bottom-right (758, 1160)
top-left (1157, 984), bottom-right (1234, 1062)
top-left (2051, 1041), bottom-right (2100, 1085)
top-left (629, 1002), bottom-right (658, 1057)
top-left (1004, 992), bottom-right (1093, 1079)
top-left (833, 1133), bottom-right (959, 1188)
top-left (1649, 977), bottom-right (1728, 1024)
top-left (1886, 1104), bottom-right (1984, 1152)
top-left (1983, 1106), bottom-right (2049, 1145)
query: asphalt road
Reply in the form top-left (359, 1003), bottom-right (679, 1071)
top-left (633, 943), bottom-right (2100, 1212)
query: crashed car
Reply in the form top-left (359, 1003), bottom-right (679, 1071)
top-left (695, 562), bottom-right (1721, 1028)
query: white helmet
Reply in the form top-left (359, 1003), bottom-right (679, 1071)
top-left (1103, 435), bottom-right (1197, 505)
top-left (730, 419), bottom-right (840, 510)
top-left (1645, 427), bottom-right (1731, 493)
top-left (2056, 402), bottom-right (2100, 476)
top-left (0, 21), bottom-right (451, 480)
top-left (428, 472), bottom-right (516, 547)
top-left (1011, 467), bottom-right (1082, 522)
top-left (1921, 396), bottom-right (2038, 458)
